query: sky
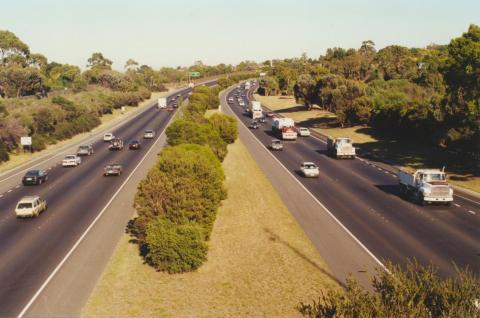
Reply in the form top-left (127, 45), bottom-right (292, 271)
top-left (1, 0), bottom-right (479, 70)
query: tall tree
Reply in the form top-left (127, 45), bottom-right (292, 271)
top-left (86, 52), bottom-right (112, 70)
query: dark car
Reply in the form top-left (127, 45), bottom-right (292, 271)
top-left (109, 138), bottom-right (124, 150)
top-left (129, 140), bottom-right (141, 150)
top-left (104, 164), bottom-right (122, 176)
top-left (258, 117), bottom-right (266, 123)
top-left (249, 121), bottom-right (259, 129)
top-left (167, 106), bottom-right (174, 112)
top-left (172, 102), bottom-right (178, 108)
top-left (22, 170), bottom-right (48, 185)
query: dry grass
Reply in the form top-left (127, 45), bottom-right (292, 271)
top-left (0, 92), bottom-right (168, 174)
top-left (82, 140), bottom-right (339, 318)
top-left (256, 95), bottom-right (479, 193)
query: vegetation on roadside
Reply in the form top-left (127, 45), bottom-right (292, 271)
top-left (131, 86), bottom-right (238, 272)
top-left (257, 25), bottom-right (479, 166)
top-left (299, 260), bottom-right (480, 318)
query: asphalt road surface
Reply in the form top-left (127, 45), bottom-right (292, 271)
top-left (225, 84), bottom-right (480, 278)
top-left (0, 83), bottom-right (214, 317)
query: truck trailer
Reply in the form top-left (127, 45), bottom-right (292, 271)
top-left (327, 137), bottom-right (356, 159)
top-left (249, 101), bottom-right (263, 119)
top-left (272, 118), bottom-right (297, 140)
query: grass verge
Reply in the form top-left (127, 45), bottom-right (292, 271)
top-left (82, 140), bottom-right (339, 318)
top-left (255, 94), bottom-right (479, 193)
top-left (0, 91), bottom-right (168, 175)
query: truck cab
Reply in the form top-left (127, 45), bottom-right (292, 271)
top-left (327, 137), bottom-right (356, 159)
top-left (398, 169), bottom-right (453, 205)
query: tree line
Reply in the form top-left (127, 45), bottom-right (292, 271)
top-left (130, 85), bottom-right (238, 273)
top-left (0, 30), bottom-right (252, 163)
top-left (258, 25), bottom-right (479, 156)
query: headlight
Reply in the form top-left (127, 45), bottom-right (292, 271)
top-left (422, 187), bottom-right (431, 194)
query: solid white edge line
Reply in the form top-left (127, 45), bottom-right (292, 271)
top-left (17, 106), bottom-right (178, 318)
top-left (251, 95), bottom-right (480, 207)
top-left (0, 85), bottom-right (196, 184)
top-left (224, 89), bottom-right (387, 271)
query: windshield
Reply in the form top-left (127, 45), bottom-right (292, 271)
top-left (65, 156), bottom-right (75, 159)
top-left (424, 173), bottom-right (445, 182)
top-left (79, 146), bottom-right (89, 149)
top-left (17, 203), bottom-right (32, 209)
top-left (25, 171), bottom-right (39, 176)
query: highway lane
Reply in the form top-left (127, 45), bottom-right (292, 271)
top-left (0, 85), bottom-right (202, 317)
top-left (226, 87), bottom-right (480, 277)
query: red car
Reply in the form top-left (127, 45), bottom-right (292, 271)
top-left (167, 106), bottom-right (174, 112)
top-left (129, 140), bottom-right (141, 150)
top-left (266, 112), bottom-right (276, 118)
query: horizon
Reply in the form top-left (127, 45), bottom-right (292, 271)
top-left (1, 0), bottom-right (479, 70)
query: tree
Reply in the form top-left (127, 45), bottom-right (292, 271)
top-left (208, 113), bottom-right (238, 144)
top-left (166, 119), bottom-right (227, 161)
top-left (0, 30), bottom-right (30, 64)
top-left (87, 52), bottom-right (112, 70)
top-left (124, 58), bottom-right (139, 70)
top-left (0, 65), bottom-right (44, 97)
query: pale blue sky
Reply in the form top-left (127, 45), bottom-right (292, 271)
top-left (1, 0), bottom-right (478, 69)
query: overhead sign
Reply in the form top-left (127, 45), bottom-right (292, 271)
top-left (21, 136), bottom-right (32, 146)
top-left (190, 71), bottom-right (201, 77)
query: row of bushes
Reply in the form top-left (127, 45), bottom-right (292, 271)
top-left (0, 87), bottom-right (151, 160)
top-left (131, 85), bottom-right (238, 273)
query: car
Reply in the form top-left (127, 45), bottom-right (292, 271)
top-left (298, 127), bottom-right (311, 137)
top-left (167, 106), bottom-right (174, 112)
top-left (239, 100), bottom-right (246, 107)
top-left (227, 97), bottom-right (234, 104)
top-left (300, 162), bottom-right (320, 178)
top-left (109, 138), bottom-right (124, 150)
top-left (270, 139), bottom-right (283, 151)
top-left (143, 130), bottom-right (155, 139)
top-left (249, 121), bottom-right (259, 129)
top-left (62, 154), bottom-right (81, 167)
top-left (104, 164), bottom-right (122, 176)
top-left (77, 144), bottom-right (94, 156)
top-left (172, 102), bottom-right (178, 108)
top-left (266, 112), bottom-right (275, 118)
top-left (242, 93), bottom-right (246, 97)
top-left (15, 196), bottom-right (47, 218)
top-left (22, 170), bottom-right (48, 185)
top-left (176, 94), bottom-right (181, 98)
top-left (258, 117), bottom-right (266, 123)
top-left (129, 140), bottom-right (141, 150)
top-left (103, 133), bottom-right (115, 142)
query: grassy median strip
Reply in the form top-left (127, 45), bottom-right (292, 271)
top-left (254, 94), bottom-right (479, 193)
top-left (82, 139), bottom-right (339, 318)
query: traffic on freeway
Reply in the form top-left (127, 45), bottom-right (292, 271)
top-left (0, 83), bottom-right (214, 317)
top-left (225, 82), bottom-right (480, 278)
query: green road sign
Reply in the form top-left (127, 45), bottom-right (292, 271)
top-left (190, 71), bottom-right (201, 77)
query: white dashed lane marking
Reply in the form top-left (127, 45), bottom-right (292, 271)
top-left (15, 185), bottom-right (20, 188)
top-left (468, 210), bottom-right (476, 215)
top-left (7, 190), bottom-right (12, 193)
top-left (454, 203), bottom-right (461, 207)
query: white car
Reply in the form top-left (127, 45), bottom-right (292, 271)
top-left (143, 130), bottom-right (155, 139)
top-left (103, 133), bottom-right (115, 142)
top-left (15, 196), bottom-right (47, 218)
top-left (300, 162), bottom-right (320, 178)
top-left (62, 154), bottom-right (82, 167)
top-left (298, 127), bottom-right (311, 137)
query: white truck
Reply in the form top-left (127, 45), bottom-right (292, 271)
top-left (327, 137), bottom-right (356, 159)
top-left (157, 97), bottom-right (167, 109)
top-left (272, 118), bottom-right (297, 140)
top-left (398, 169), bottom-right (453, 205)
top-left (244, 81), bottom-right (251, 90)
top-left (249, 101), bottom-right (263, 119)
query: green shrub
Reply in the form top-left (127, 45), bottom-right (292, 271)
top-left (208, 113), bottom-right (238, 144)
top-left (31, 134), bottom-right (48, 152)
top-left (298, 260), bottom-right (480, 318)
top-left (166, 119), bottom-right (227, 161)
top-left (145, 218), bottom-right (207, 273)
top-left (133, 144), bottom-right (225, 240)
top-left (0, 141), bottom-right (9, 162)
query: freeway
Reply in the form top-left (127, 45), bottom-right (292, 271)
top-left (0, 83), bottom-right (212, 317)
top-left (225, 84), bottom-right (480, 278)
